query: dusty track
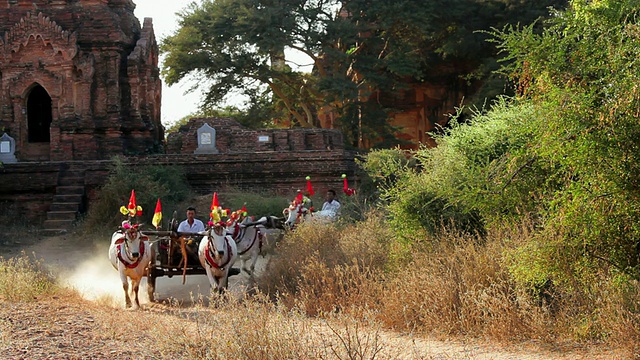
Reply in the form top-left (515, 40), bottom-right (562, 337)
top-left (0, 232), bottom-right (627, 359)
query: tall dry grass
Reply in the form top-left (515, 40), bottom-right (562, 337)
top-left (0, 252), bottom-right (58, 301)
top-left (4, 210), bottom-right (639, 357)
top-left (0, 252), bottom-right (451, 359)
top-left (258, 213), bottom-right (640, 355)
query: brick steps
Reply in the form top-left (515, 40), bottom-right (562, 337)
top-left (42, 165), bottom-right (86, 235)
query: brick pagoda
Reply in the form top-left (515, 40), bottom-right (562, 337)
top-left (0, 0), bottom-right (162, 161)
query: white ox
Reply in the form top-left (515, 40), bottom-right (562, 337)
top-left (108, 222), bottom-right (152, 308)
top-left (198, 223), bottom-right (238, 294)
top-left (283, 202), bottom-right (336, 230)
top-left (226, 216), bottom-right (269, 275)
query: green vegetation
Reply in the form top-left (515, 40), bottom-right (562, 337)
top-left (80, 156), bottom-right (192, 231)
top-left (160, 0), bottom-right (566, 147)
top-left (180, 190), bottom-right (290, 223)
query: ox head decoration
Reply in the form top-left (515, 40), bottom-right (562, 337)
top-left (283, 200), bottom-right (310, 230)
top-left (205, 221), bottom-right (229, 260)
top-left (121, 220), bottom-right (141, 241)
top-left (119, 189), bottom-right (143, 218)
top-left (115, 220), bottom-right (145, 264)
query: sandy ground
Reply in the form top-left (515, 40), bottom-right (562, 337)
top-left (0, 230), bottom-right (630, 359)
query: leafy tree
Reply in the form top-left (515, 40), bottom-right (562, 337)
top-left (161, 0), bottom-right (340, 129)
top-left (161, 0), bottom-right (566, 148)
top-left (488, 0), bottom-right (640, 285)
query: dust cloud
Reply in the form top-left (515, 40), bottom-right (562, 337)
top-left (22, 229), bottom-right (281, 308)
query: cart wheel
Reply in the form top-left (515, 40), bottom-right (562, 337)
top-left (147, 246), bottom-right (157, 302)
top-left (147, 272), bottom-right (156, 302)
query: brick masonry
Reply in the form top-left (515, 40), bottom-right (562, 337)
top-left (0, 116), bottom-right (358, 223)
top-left (0, 0), bottom-right (162, 162)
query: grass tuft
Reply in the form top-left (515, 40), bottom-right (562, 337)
top-left (0, 252), bottom-right (58, 302)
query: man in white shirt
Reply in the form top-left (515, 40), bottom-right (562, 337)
top-left (177, 206), bottom-right (205, 233)
top-left (316, 189), bottom-right (340, 220)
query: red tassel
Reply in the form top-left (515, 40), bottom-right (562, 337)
top-left (342, 174), bottom-right (355, 196)
top-left (306, 176), bottom-right (315, 196)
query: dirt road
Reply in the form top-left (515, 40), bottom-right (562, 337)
top-left (1, 231), bottom-right (626, 359)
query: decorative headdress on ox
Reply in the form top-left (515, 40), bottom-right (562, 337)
top-left (342, 174), bottom-right (356, 196)
top-left (119, 189), bottom-right (143, 218)
top-left (117, 189), bottom-right (143, 232)
top-left (227, 203), bottom-right (248, 225)
top-left (208, 192), bottom-right (230, 227)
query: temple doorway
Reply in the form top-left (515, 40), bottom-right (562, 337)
top-left (27, 84), bottom-right (52, 143)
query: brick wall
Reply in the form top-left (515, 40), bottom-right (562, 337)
top-left (0, 162), bottom-right (60, 222)
top-left (0, 150), bottom-right (358, 222)
top-left (166, 118), bottom-right (345, 154)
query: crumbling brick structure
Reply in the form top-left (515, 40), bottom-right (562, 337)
top-left (0, 0), bottom-right (162, 161)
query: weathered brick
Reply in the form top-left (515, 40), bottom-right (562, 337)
top-left (0, 1), bottom-right (162, 161)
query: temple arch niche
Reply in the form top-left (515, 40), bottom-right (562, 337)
top-left (26, 84), bottom-right (52, 143)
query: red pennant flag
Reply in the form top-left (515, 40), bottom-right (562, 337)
top-left (152, 198), bottom-right (162, 229)
top-left (127, 189), bottom-right (136, 211)
top-left (306, 176), bottom-right (315, 196)
top-left (211, 192), bottom-right (220, 210)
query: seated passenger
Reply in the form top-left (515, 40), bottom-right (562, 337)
top-left (315, 189), bottom-right (340, 220)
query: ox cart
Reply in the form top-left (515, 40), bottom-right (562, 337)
top-left (140, 216), bottom-right (241, 298)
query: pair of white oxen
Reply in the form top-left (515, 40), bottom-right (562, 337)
top-left (108, 216), bottom-right (271, 309)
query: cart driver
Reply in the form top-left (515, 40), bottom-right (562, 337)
top-left (177, 206), bottom-right (205, 233)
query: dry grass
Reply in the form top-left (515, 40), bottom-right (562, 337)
top-left (0, 252), bottom-right (58, 302)
top-left (258, 215), bottom-right (640, 357)
top-left (1, 216), bottom-right (637, 359)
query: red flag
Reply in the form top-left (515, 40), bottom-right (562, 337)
top-left (306, 176), bottom-right (315, 196)
top-left (127, 189), bottom-right (136, 211)
top-left (211, 192), bottom-right (220, 210)
top-left (152, 198), bottom-right (162, 229)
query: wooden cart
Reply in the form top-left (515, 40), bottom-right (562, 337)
top-left (141, 215), bottom-right (240, 299)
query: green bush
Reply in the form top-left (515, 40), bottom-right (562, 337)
top-left (80, 156), bottom-right (192, 231)
top-left (491, 0), bottom-right (640, 285)
top-left (376, 98), bottom-right (538, 242)
top-left (170, 190), bottom-right (290, 226)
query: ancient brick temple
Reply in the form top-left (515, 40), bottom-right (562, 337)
top-left (0, 0), bottom-right (162, 161)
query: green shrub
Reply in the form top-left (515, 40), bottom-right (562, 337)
top-left (223, 190), bottom-right (290, 219)
top-left (80, 156), bottom-right (192, 231)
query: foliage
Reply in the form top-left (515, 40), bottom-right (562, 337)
top-left (357, 147), bottom-right (416, 196)
top-left (489, 0), bottom-right (640, 285)
top-left (161, 0), bottom-right (566, 148)
top-left (378, 97), bottom-right (538, 241)
top-left (220, 190), bottom-right (290, 219)
top-left (172, 190), bottom-right (290, 226)
top-left (165, 103), bottom-right (280, 135)
top-left (80, 157), bottom-right (192, 231)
